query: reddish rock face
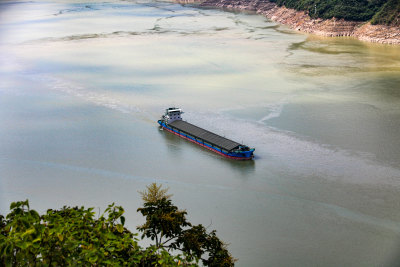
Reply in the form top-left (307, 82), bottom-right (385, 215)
top-left (173, 0), bottom-right (400, 44)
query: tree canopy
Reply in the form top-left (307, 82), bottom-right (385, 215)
top-left (269, 0), bottom-right (399, 24)
top-left (137, 183), bottom-right (235, 266)
top-left (0, 183), bottom-right (235, 266)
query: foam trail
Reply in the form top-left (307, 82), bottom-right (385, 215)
top-left (26, 73), bottom-right (147, 116)
top-left (258, 99), bottom-right (289, 123)
top-left (186, 110), bottom-right (400, 186)
top-left (19, 71), bottom-right (400, 187)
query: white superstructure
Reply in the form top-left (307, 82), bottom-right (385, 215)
top-left (162, 107), bottom-right (183, 123)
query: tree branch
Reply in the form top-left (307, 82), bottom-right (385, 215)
top-left (154, 227), bottom-right (159, 247)
top-left (161, 236), bottom-right (176, 246)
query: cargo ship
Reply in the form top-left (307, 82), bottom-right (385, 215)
top-left (158, 107), bottom-right (255, 160)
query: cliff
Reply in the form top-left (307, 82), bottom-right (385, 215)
top-left (174, 0), bottom-right (400, 44)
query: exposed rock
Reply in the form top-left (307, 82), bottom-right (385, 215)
top-left (173, 0), bottom-right (400, 44)
top-left (353, 23), bottom-right (400, 44)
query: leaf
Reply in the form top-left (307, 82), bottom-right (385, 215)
top-left (116, 224), bottom-right (124, 233)
top-left (23, 199), bottom-right (29, 209)
top-left (10, 202), bottom-right (17, 210)
top-left (21, 228), bottom-right (35, 237)
top-left (29, 210), bottom-right (40, 220)
top-left (120, 216), bottom-right (125, 226)
top-left (57, 233), bottom-right (64, 242)
top-left (2, 244), bottom-right (11, 257)
top-left (89, 255), bottom-right (98, 263)
top-left (18, 242), bottom-right (31, 249)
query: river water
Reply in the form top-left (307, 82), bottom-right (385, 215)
top-left (1, 0), bottom-right (400, 266)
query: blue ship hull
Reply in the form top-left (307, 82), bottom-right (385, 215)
top-left (158, 120), bottom-right (254, 160)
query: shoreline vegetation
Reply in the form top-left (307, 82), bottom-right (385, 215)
top-left (0, 184), bottom-right (235, 266)
top-left (173, 0), bottom-right (400, 44)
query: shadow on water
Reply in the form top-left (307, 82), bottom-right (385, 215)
top-left (288, 35), bottom-right (400, 59)
top-left (287, 39), bottom-right (363, 55)
top-left (284, 35), bottom-right (400, 77)
top-left (216, 153), bottom-right (256, 177)
top-left (157, 126), bottom-right (255, 175)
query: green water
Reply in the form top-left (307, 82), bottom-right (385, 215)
top-left (1, 1), bottom-right (400, 265)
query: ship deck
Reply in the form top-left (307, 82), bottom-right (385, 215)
top-left (168, 120), bottom-right (241, 152)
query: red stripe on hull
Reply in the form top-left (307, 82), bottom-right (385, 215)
top-left (162, 126), bottom-right (253, 160)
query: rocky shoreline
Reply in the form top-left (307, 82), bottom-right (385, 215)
top-left (174, 0), bottom-right (400, 44)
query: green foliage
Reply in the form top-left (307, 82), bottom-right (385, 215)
top-left (371, 0), bottom-right (400, 25)
top-left (0, 184), bottom-right (235, 266)
top-left (269, 0), bottom-right (397, 22)
top-left (139, 182), bottom-right (172, 203)
top-left (137, 184), bottom-right (236, 266)
top-left (138, 198), bottom-right (191, 247)
top-left (177, 225), bottom-right (235, 266)
top-left (0, 200), bottom-right (185, 266)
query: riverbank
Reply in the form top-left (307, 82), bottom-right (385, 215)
top-left (174, 0), bottom-right (400, 44)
